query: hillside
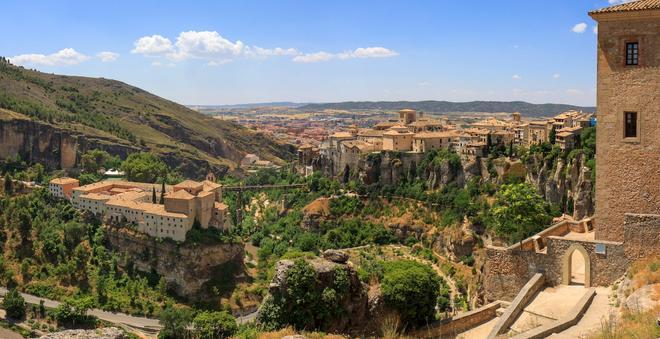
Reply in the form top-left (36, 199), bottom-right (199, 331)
top-left (0, 58), bottom-right (294, 178)
top-left (299, 100), bottom-right (595, 117)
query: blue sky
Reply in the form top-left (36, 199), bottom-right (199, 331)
top-left (1, 1), bottom-right (620, 106)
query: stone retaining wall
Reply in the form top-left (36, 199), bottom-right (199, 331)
top-left (408, 301), bottom-right (504, 338)
top-left (487, 273), bottom-right (545, 338)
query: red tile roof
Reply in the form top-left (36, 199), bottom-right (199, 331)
top-left (590, 0), bottom-right (660, 15)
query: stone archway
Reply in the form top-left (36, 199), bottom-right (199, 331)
top-left (562, 244), bottom-right (591, 287)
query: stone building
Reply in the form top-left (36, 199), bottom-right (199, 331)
top-left (590, 0), bottom-right (660, 242)
top-left (48, 177), bottom-right (80, 199)
top-left (382, 125), bottom-right (415, 151)
top-left (61, 178), bottom-right (230, 242)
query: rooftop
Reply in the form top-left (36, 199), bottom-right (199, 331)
top-left (50, 177), bottom-right (79, 185)
top-left (590, 0), bottom-right (660, 15)
top-left (413, 131), bottom-right (460, 139)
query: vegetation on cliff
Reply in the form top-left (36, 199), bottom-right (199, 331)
top-left (0, 58), bottom-right (293, 174)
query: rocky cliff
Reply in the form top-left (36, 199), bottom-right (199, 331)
top-left (103, 226), bottom-right (244, 299)
top-left (524, 152), bottom-right (594, 219)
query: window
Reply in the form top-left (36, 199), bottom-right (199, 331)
top-left (624, 112), bottom-right (638, 138)
top-left (626, 42), bottom-right (638, 65)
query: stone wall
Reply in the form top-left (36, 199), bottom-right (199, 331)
top-left (104, 225), bottom-right (244, 298)
top-left (484, 236), bottom-right (627, 302)
top-left (408, 301), bottom-right (503, 338)
top-left (622, 213), bottom-right (660, 261)
top-left (594, 13), bottom-right (660, 242)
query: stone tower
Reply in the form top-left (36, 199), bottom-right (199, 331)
top-left (589, 1), bottom-right (660, 242)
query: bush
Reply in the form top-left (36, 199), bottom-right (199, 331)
top-left (381, 260), bottom-right (441, 327)
top-left (2, 288), bottom-right (26, 319)
top-left (51, 296), bottom-right (96, 327)
top-left (192, 310), bottom-right (238, 339)
top-left (489, 183), bottom-right (553, 244)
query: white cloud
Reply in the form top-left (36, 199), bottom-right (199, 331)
top-left (553, 73), bottom-right (561, 79)
top-left (9, 48), bottom-right (90, 66)
top-left (151, 61), bottom-right (175, 67)
top-left (131, 35), bottom-right (173, 55)
top-left (608, 0), bottom-right (635, 4)
top-left (294, 47), bottom-right (398, 63)
top-left (512, 74), bottom-right (522, 80)
top-left (293, 51), bottom-right (334, 63)
top-left (133, 31), bottom-right (397, 65)
top-left (97, 51), bottom-right (119, 62)
top-left (572, 23), bottom-right (587, 34)
top-left (593, 25), bottom-right (598, 34)
top-left (168, 31), bottom-right (244, 61)
top-left (566, 89), bottom-right (584, 96)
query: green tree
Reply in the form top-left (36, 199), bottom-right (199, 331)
top-left (490, 183), bottom-right (553, 244)
top-left (549, 127), bottom-right (557, 145)
top-left (121, 152), bottom-right (168, 183)
top-left (192, 310), bottom-right (238, 339)
top-left (381, 260), bottom-right (441, 327)
top-left (152, 187), bottom-right (157, 204)
top-left (52, 296), bottom-right (95, 326)
top-left (81, 149), bottom-right (111, 173)
top-left (4, 173), bottom-right (14, 195)
top-left (2, 288), bottom-right (26, 319)
top-left (160, 181), bottom-right (166, 204)
top-left (158, 307), bottom-right (192, 339)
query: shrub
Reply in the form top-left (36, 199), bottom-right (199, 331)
top-left (3, 288), bottom-right (26, 319)
top-left (381, 260), bottom-right (441, 326)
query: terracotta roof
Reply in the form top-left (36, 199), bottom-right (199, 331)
top-left (202, 180), bottom-right (221, 190)
top-left (50, 177), bottom-right (80, 185)
top-left (168, 189), bottom-right (195, 200)
top-left (413, 131), bottom-right (460, 139)
top-left (590, 0), bottom-right (660, 15)
top-left (174, 180), bottom-right (203, 189)
top-left (357, 129), bottom-right (384, 137)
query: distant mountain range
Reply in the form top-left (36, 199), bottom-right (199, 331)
top-left (298, 101), bottom-right (596, 118)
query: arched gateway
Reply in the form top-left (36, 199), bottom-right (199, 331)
top-left (562, 244), bottom-right (591, 287)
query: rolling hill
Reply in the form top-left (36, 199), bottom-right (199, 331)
top-left (299, 101), bottom-right (595, 118)
top-left (0, 58), bottom-right (294, 178)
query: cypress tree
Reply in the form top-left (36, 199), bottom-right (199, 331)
top-left (160, 181), bottom-right (165, 204)
top-left (152, 187), bottom-right (157, 204)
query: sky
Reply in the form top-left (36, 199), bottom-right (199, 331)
top-left (1, 0), bottom-right (627, 107)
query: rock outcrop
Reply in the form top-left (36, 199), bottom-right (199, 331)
top-left (104, 226), bottom-right (244, 298)
top-left (526, 152), bottom-right (594, 219)
top-left (40, 327), bottom-right (127, 339)
top-left (261, 256), bottom-right (374, 335)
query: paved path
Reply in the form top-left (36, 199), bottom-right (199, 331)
top-left (549, 286), bottom-right (615, 338)
top-left (0, 287), bottom-right (162, 334)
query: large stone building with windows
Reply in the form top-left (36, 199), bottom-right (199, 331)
top-left (50, 178), bottom-right (230, 241)
top-left (590, 0), bottom-right (660, 242)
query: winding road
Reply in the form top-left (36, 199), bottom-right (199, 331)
top-left (0, 287), bottom-right (162, 334)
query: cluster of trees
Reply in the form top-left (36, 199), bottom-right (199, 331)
top-left (158, 307), bottom-right (237, 339)
top-left (257, 259), bottom-right (446, 332)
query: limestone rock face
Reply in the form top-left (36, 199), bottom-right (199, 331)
top-left (524, 152), bottom-right (594, 220)
top-left (0, 118), bottom-right (230, 178)
top-left (40, 327), bottom-right (127, 339)
top-left (104, 226), bottom-right (244, 298)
